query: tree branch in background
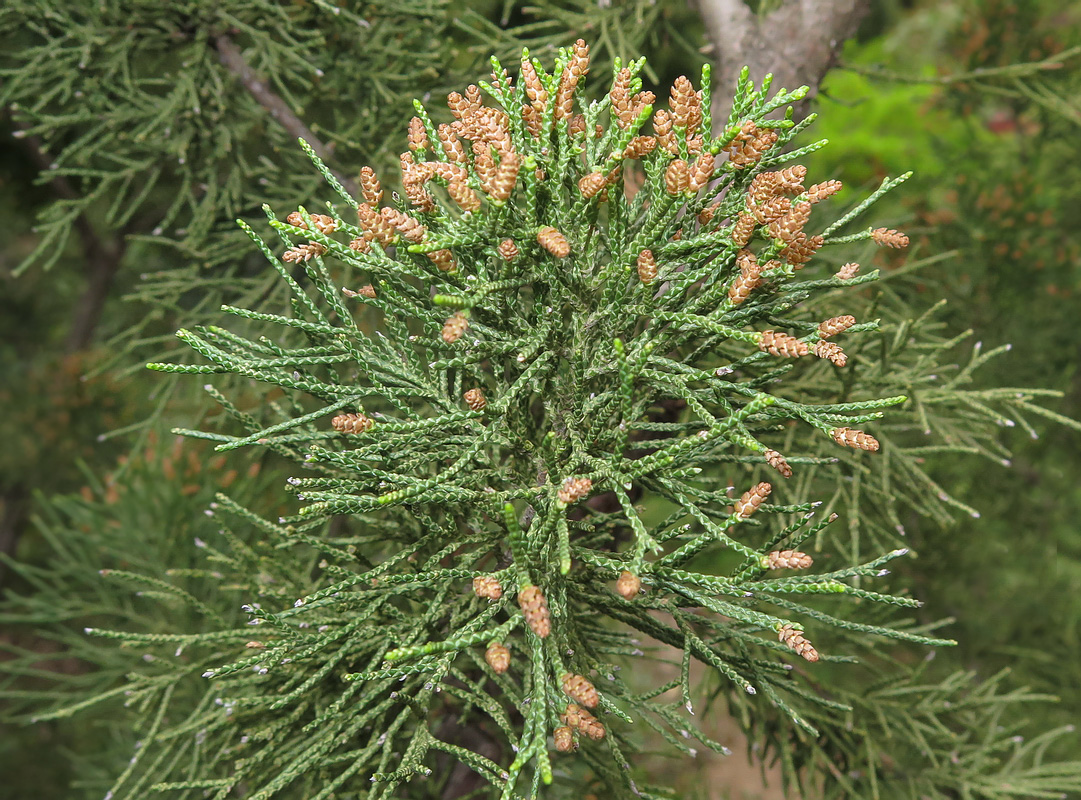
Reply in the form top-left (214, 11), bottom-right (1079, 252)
top-left (214, 35), bottom-right (360, 198)
top-left (697, 0), bottom-right (870, 122)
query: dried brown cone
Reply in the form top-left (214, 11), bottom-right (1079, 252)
top-left (764, 448), bottom-right (793, 478)
top-left (562, 703), bottom-right (605, 741)
top-left (624, 135), bottom-right (657, 160)
top-left (637, 249), bottom-right (657, 284)
top-left (286, 212), bottom-right (337, 234)
top-left (805, 180), bottom-right (843, 204)
top-left (812, 341), bottom-right (847, 369)
top-left (400, 153), bottom-right (436, 212)
top-left (427, 249), bottom-right (456, 273)
top-left (698, 201), bottom-right (720, 226)
top-left (778, 624), bottom-right (819, 662)
top-left (818, 315), bottom-right (856, 339)
top-left (767, 550), bottom-right (814, 570)
top-left (356, 203), bottom-right (396, 246)
top-left (538, 226), bottom-right (570, 258)
top-left (685, 134), bottom-right (704, 156)
top-left (437, 123), bottom-right (467, 164)
top-left (689, 152), bottom-right (715, 191)
top-left (520, 56), bottom-right (547, 115)
top-left (348, 234), bottom-right (373, 254)
top-left (498, 238), bottom-right (518, 262)
top-left (568, 114), bottom-right (587, 138)
top-left (781, 233), bottom-right (824, 267)
top-left (610, 68), bottom-right (634, 128)
top-left (359, 166), bottom-right (383, 206)
top-left (561, 673), bottom-right (599, 709)
top-left (442, 311), bottom-right (469, 343)
top-left (664, 159), bottom-right (690, 194)
top-left (489, 151), bottom-right (520, 203)
top-left (830, 426), bottom-right (880, 451)
top-left (380, 207), bottom-right (426, 244)
top-left (836, 262), bottom-right (860, 280)
top-left (730, 213), bottom-right (756, 247)
top-left (872, 227), bottom-right (910, 249)
top-left (521, 103), bottom-right (542, 138)
top-left (463, 388), bottom-right (486, 411)
top-left (445, 178), bottom-right (481, 213)
top-left (554, 726), bottom-right (576, 753)
top-left (408, 116), bottom-right (429, 152)
top-left (728, 269), bottom-right (762, 305)
top-left (775, 165), bottom-right (807, 194)
top-left (332, 412), bottom-right (373, 434)
top-left (751, 195), bottom-right (792, 225)
top-left (768, 201), bottom-right (812, 243)
top-left (518, 584), bottom-right (551, 638)
top-left (631, 90), bottom-right (655, 122)
top-left (578, 171), bottom-right (607, 199)
top-left (343, 283), bottom-right (377, 300)
top-left (669, 75), bottom-right (698, 133)
top-left (485, 642), bottom-right (510, 673)
top-left (554, 39), bottom-right (589, 122)
top-left (653, 109), bottom-right (677, 154)
top-left (282, 242), bottom-right (327, 263)
top-left (557, 476), bottom-right (592, 504)
top-left (472, 575), bottom-right (502, 600)
top-left (759, 330), bottom-right (809, 358)
top-left (616, 570), bottom-right (641, 600)
top-left (733, 481), bottom-right (771, 519)
top-left (748, 172), bottom-right (780, 206)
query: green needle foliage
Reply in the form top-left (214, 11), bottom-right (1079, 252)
top-left (140, 41), bottom-right (958, 798)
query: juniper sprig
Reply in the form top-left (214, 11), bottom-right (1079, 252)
top-left (142, 41), bottom-right (955, 798)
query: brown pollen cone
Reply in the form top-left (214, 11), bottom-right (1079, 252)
top-left (518, 584), bottom-right (551, 637)
top-left (616, 570), bottom-right (641, 600)
top-left (561, 673), bottom-right (599, 708)
top-left (485, 642), bottom-right (510, 673)
top-left (332, 412), bottom-right (373, 434)
top-left (472, 575), bottom-right (502, 600)
top-left (733, 481), bottom-right (771, 519)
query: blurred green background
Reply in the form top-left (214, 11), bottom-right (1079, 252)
top-left (1, 0), bottom-right (1078, 797)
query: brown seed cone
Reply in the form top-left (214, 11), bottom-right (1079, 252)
top-left (332, 412), bottom-right (373, 434)
top-left (637, 249), bottom-right (657, 284)
top-left (778, 624), bottom-right (819, 662)
top-left (485, 642), bottom-right (510, 673)
top-left (380, 207), bottom-right (426, 243)
top-left (578, 171), bottom-right (607, 199)
top-left (728, 270), bottom-right (761, 305)
top-left (561, 673), bottom-right (599, 709)
top-left (624, 135), bottom-right (657, 160)
top-left (562, 703), bottom-right (605, 740)
top-left (751, 195), bottom-right (792, 225)
top-left (554, 726), bottom-right (577, 753)
top-left (836, 262), bottom-right (860, 280)
top-left (282, 242), bottom-right (327, 263)
top-left (748, 172), bottom-right (781, 206)
top-left (818, 315), bottom-right (856, 339)
top-left (463, 388), bottom-right (486, 412)
top-left (813, 340), bottom-right (848, 367)
top-left (557, 476), bottom-right (592, 504)
top-left (775, 165), bottom-right (807, 194)
top-left (489, 152), bottom-right (520, 203)
top-left (830, 427), bottom-right (880, 451)
top-left (767, 550), bottom-right (813, 570)
top-left (408, 116), bottom-right (428, 152)
top-left (730, 213), bottom-right (756, 247)
top-left (768, 201), bottom-right (812, 243)
top-left (805, 180), bottom-right (843, 204)
top-left (359, 166), bottom-right (383, 205)
top-left (437, 123), bottom-right (467, 164)
top-left (286, 212), bottom-right (338, 234)
top-left (733, 481), bottom-right (771, 519)
top-left (442, 311), bottom-right (469, 343)
top-left (616, 570), bottom-right (641, 600)
top-left (538, 226), bottom-right (570, 258)
top-left (427, 249), bottom-right (456, 272)
top-left (357, 203), bottom-right (396, 246)
top-left (610, 68), bottom-right (634, 128)
top-left (872, 227), bottom-right (909, 249)
top-left (690, 152), bottom-right (715, 191)
top-left (759, 330), bottom-right (809, 358)
top-left (472, 575), bottom-right (502, 600)
top-left (664, 159), bottom-right (690, 194)
top-left (518, 584), bottom-right (551, 638)
top-left (764, 448), bottom-right (793, 478)
top-left (498, 238), bottom-right (518, 262)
